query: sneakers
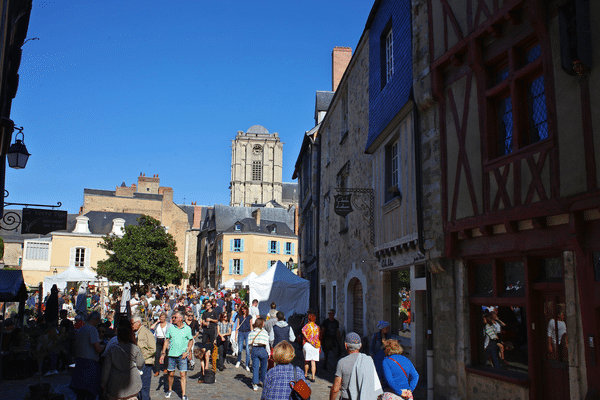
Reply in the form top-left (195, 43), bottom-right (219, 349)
top-left (235, 361), bottom-right (240, 368)
top-left (246, 366), bottom-right (251, 372)
top-left (182, 396), bottom-right (189, 400)
top-left (253, 384), bottom-right (259, 391)
top-left (165, 391), bottom-right (173, 398)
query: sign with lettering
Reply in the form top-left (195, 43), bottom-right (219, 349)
top-left (21, 208), bottom-right (67, 234)
top-left (334, 194), bottom-right (353, 217)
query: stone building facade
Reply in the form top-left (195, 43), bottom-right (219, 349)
top-left (317, 30), bottom-right (374, 338)
top-left (230, 126), bottom-right (298, 208)
top-left (81, 173), bottom-right (202, 283)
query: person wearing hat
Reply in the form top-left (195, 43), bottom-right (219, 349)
top-left (330, 332), bottom-right (383, 400)
top-left (370, 321), bottom-right (391, 387)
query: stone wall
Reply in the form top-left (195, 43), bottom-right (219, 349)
top-left (319, 32), bottom-right (379, 336)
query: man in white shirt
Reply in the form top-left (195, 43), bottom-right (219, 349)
top-left (249, 299), bottom-right (260, 323)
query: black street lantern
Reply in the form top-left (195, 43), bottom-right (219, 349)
top-left (7, 127), bottom-right (30, 169)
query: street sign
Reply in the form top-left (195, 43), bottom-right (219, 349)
top-left (21, 208), bottom-right (67, 234)
top-left (334, 194), bottom-right (353, 217)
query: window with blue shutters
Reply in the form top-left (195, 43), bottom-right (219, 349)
top-left (276, 241), bottom-right (280, 254)
top-left (269, 241), bottom-right (277, 254)
top-left (232, 238), bottom-right (243, 252)
top-left (231, 259), bottom-right (242, 275)
top-left (285, 242), bottom-right (293, 255)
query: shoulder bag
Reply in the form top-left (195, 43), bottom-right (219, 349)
top-left (289, 365), bottom-right (311, 400)
top-left (387, 357), bottom-right (413, 400)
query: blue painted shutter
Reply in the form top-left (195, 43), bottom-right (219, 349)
top-left (268, 241), bottom-right (271, 253)
top-left (229, 259), bottom-right (233, 274)
top-left (240, 259), bottom-right (244, 275)
top-left (291, 243), bottom-right (295, 255)
top-left (241, 239), bottom-right (245, 252)
top-left (230, 239), bottom-right (234, 252)
top-left (276, 241), bottom-right (280, 254)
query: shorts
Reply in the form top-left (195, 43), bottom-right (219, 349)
top-left (167, 355), bottom-right (188, 372)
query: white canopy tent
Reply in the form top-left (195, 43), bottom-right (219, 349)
top-left (222, 278), bottom-right (237, 290)
top-left (248, 261), bottom-right (309, 318)
top-left (42, 266), bottom-right (105, 295)
top-left (239, 271), bottom-right (258, 287)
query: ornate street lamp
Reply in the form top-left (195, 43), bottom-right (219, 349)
top-left (7, 127), bottom-right (30, 169)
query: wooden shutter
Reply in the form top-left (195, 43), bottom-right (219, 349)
top-left (240, 259), bottom-right (244, 275)
top-left (276, 241), bottom-right (280, 254)
top-left (84, 247), bottom-right (91, 268)
top-left (69, 247), bottom-right (75, 267)
top-left (230, 239), bottom-right (234, 252)
top-left (241, 239), bottom-right (245, 252)
top-left (229, 259), bottom-right (233, 275)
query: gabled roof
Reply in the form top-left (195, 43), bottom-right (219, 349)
top-left (315, 91), bottom-right (334, 113)
top-left (208, 204), bottom-right (296, 237)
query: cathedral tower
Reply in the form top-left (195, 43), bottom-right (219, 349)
top-left (230, 125), bottom-right (284, 207)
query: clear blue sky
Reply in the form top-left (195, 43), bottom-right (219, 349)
top-left (6, 0), bottom-right (374, 214)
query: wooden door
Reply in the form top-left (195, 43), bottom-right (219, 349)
top-left (353, 279), bottom-right (363, 337)
top-left (538, 291), bottom-right (569, 400)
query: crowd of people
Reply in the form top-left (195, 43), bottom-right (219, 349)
top-left (2, 284), bottom-right (420, 400)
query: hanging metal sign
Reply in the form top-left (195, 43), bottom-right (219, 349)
top-left (334, 194), bottom-right (353, 217)
top-left (21, 208), bottom-right (67, 234)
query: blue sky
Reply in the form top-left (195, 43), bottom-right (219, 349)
top-left (6, 0), bottom-right (374, 214)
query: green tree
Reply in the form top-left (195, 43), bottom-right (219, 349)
top-left (97, 215), bottom-right (182, 291)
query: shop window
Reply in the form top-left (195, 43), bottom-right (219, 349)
top-left (487, 41), bottom-right (549, 159)
top-left (470, 260), bottom-right (528, 374)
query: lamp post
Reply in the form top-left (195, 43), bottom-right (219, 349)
top-left (53, 268), bottom-right (57, 276)
top-left (287, 257), bottom-right (294, 270)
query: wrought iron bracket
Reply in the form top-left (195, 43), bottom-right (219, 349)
top-left (2, 189), bottom-right (63, 231)
top-left (335, 187), bottom-right (374, 244)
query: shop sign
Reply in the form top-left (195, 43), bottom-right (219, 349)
top-left (21, 208), bottom-right (67, 234)
top-left (334, 194), bottom-right (353, 217)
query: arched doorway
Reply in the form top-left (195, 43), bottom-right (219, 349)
top-left (348, 278), bottom-right (364, 337)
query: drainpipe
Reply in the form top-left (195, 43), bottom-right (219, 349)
top-left (412, 90), bottom-right (434, 400)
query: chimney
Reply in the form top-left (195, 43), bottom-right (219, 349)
top-left (252, 208), bottom-right (261, 226)
top-left (73, 216), bottom-right (91, 234)
top-left (332, 46), bottom-right (352, 92)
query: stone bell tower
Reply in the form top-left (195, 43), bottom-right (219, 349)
top-left (230, 125), bottom-right (283, 207)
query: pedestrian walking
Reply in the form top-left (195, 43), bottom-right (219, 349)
top-left (69, 311), bottom-right (106, 400)
top-left (151, 312), bottom-right (170, 375)
top-left (248, 317), bottom-right (270, 391)
top-left (381, 339), bottom-right (419, 400)
top-left (217, 312), bottom-right (232, 371)
top-left (261, 341), bottom-right (310, 400)
top-left (235, 304), bottom-right (252, 371)
top-left (301, 311), bottom-right (320, 382)
top-left (159, 310), bottom-right (194, 400)
top-left (132, 315), bottom-right (156, 400)
top-left (101, 325), bottom-right (145, 400)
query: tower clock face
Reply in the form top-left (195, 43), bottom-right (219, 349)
top-left (253, 145), bottom-right (262, 154)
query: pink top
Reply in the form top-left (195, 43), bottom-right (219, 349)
top-left (302, 322), bottom-right (321, 348)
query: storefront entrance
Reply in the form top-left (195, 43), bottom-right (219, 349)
top-left (536, 290), bottom-right (569, 400)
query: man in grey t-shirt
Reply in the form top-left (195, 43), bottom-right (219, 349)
top-left (330, 332), bottom-right (362, 400)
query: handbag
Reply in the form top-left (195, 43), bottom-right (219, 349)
top-left (289, 365), bottom-right (311, 400)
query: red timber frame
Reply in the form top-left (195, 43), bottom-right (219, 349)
top-left (427, 0), bottom-right (600, 396)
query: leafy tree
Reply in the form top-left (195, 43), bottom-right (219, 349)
top-left (97, 215), bottom-right (182, 291)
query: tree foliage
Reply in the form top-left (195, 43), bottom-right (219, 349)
top-left (97, 215), bottom-right (182, 289)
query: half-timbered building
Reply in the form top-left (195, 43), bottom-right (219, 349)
top-left (417, 0), bottom-right (599, 398)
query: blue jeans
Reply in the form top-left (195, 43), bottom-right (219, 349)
top-left (250, 347), bottom-right (268, 385)
top-left (485, 340), bottom-right (500, 368)
top-left (139, 364), bottom-right (152, 400)
top-left (167, 355), bottom-right (188, 371)
top-left (237, 331), bottom-right (250, 366)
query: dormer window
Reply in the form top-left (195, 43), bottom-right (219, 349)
top-left (235, 223), bottom-right (242, 231)
top-left (267, 224), bottom-right (276, 234)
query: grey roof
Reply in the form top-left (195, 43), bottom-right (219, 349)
top-left (83, 188), bottom-right (162, 201)
top-left (221, 216), bottom-right (295, 237)
top-left (282, 183), bottom-right (299, 203)
top-left (82, 211), bottom-right (141, 235)
top-left (315, 91), bottom-right (334, 112)
top-left (177, 204), bottom-right (196, 227)
top-left (246, 125), bottom-right (269, 135)
top-left (208, 204), bottom-right (296, 237)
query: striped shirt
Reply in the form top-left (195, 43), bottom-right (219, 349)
top-left (248, 328), bottom-right (270, 352)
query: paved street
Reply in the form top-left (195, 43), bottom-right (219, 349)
top-left (2, 351), bottom-right (426, 399)
top-left (1, 353), bottom-right (338, 400)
